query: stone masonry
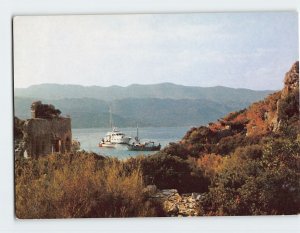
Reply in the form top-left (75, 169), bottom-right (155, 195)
top-left (17, 101), bottom-right (72, 158)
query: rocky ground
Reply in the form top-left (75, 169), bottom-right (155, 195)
top-left (145, 185), bottom-right (203, 217)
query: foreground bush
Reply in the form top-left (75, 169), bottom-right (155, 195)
top-left (126, 154), bottom-right (210, 194)
top-left (200, 136), bottom-right (300, 215)
top-left (15, 152), bottom-right (163, 218)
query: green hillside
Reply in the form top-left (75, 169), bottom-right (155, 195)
top-left (15, 97), bottom-right (261, 128)
top-left (15, 83), bottom-right (273, 102)
top-left (14, 83), bottom-right (273, 128)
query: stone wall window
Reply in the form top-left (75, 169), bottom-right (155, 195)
top-left (52, 139), bottom-right (61, 153)
top-left (65, 137), bottom-right (71, 151)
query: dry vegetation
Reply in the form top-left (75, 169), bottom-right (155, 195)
top-left (15, 62), bottom-right (300, 217)
top-left (15, 152), bottom-right (163, 218)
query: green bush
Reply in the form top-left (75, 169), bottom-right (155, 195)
top-left (161, 142), bottom-right (190, 159)
top-left (234, 144), bottom-right (263, 160)
top-left (201, 136), bottom-right (300, 215)
top-left (278, 88), bottom-right (299, 121)
top-left (136, 154), bottom-right (209, 194)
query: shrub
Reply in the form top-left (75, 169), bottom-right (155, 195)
top-left (161, 142), bottom-right (190, 159)
top-left (133, 154), bottom-right (210, 194)
top-left (278, 88), bottom-right (299, 121)
top-left (14, 117), bottom-right (24, 140)
top-left (201, 136), bottom-right (300, 215)
top-left (185, 126), bottom-right (217, 144)
top-left (213, 133), bottom-right (262, 156)
top-left (234, 144), bottom-right (263, 160)
top-left (196, 153), bottom-right (224, 179)
top-left (15, 152), bottom-right (163, 218)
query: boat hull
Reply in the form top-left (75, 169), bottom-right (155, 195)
top-left (127, 144), bottom-right (161, 151)
top-left (98, 142), bottom-right (116, 148)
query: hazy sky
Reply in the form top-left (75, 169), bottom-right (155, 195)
top-left (14, 12), bottom-right (298, 90)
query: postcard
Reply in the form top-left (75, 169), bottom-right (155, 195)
top-left (13, 12), bottom-right (299, 218)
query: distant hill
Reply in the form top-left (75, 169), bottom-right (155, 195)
top-left (14, 83), bottom-right (274, 128)
top-left (15, 83), bottom-right (273, 103)
top-left (15, 97), bottom-right (244, 128)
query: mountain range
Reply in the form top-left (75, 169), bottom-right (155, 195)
top-left (14, 83), bottom-right (274, 128)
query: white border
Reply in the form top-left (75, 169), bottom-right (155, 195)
top-left (0, 0), bottom-right (299, 232)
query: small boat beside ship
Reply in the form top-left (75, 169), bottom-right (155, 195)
top-left (127, 141), bottom-right (161, 151)
top-left (127, 124), bottom-right (161, 151)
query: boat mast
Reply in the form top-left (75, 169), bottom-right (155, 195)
top-left (137, 123), bottom-right (139, 140)
top-left (109, 105), bottom-right (113, 130)
top-left (135, 122), bottom-right (139, 142)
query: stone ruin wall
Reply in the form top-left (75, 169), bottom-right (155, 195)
top-left (23, 117), bottom-right (72, 158)
top-left (16, 101), bottom-right (72, 159)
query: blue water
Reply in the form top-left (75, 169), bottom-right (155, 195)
top-left (72, 127), bottom-right (191, 159)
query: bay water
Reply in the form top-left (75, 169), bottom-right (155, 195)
top-left (72, 126), bottom-right (191, 159)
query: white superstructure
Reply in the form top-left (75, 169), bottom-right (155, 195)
top-left (103, 128), bottom-right (131, 144)
top-left (98, 106), bottom-right (131, 147)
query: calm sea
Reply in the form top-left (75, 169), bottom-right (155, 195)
top-left (72, 126), bottom-right (191, 159)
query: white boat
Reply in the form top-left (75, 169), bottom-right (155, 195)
top-left (98, 107), bottom-right (131, 147)
top-left (98, 141), bottom-right (116, 148)
top-left (99, 128), bottom-right (131, 146)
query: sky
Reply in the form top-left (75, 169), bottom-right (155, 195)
top-left (13, 12), bottom-right (298, 90)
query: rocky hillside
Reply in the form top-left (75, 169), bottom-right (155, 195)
top-left (151, 61), bottom-right (299, 216)
top-left (178, 61), bottom-right (299, 157)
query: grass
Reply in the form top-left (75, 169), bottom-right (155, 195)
top-left (15, 152), bottom-right (163, 218)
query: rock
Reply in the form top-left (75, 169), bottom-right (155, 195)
top-left (165, 203), bottom-right (179, 215)
top-left (143, 185), bottom-right (158, 196)
top-left (148, 188), bottom-right (202, 217)
top-left (161, 189), bottom-right (178, 196)
top-left (282, 61), bottom-right (299, 98)
top-left (272, 61), bottom-right (299, 131)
